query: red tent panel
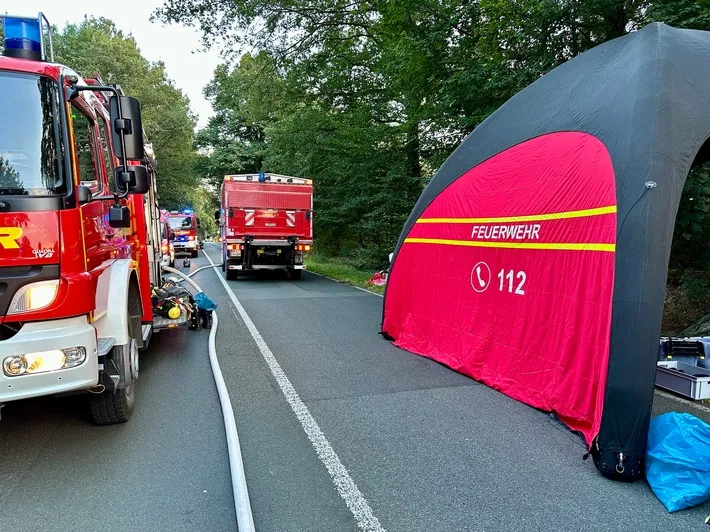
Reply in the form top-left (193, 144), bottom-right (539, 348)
top-left (383, 132), bottom-right (617, 443)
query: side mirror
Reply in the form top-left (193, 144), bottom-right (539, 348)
top-left (77, 185), bottom-right (91, 205)
top-left (168, 231), bottom-right (175, 240)
top-left (214, 209), bottom-right (220, 222)
top-left (115, 165), bottom-right (150, 194)
top-left (109, 95), bottom-right (145, 161)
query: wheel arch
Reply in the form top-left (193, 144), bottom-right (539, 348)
top-left (93, 259), bottom-right (143, 346)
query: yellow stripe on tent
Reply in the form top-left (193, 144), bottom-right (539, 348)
top-left (403, 238), bottom-right (615, 252)
top-left (415, 205), bottom-right (617, 224)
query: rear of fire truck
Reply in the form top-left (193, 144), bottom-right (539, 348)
top-left (0, 13), bottom-right (161, 424)
top-left (219, 173), bottom-right (313, 280)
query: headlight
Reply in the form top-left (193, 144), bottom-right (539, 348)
top-left (7, 280), bottom-right (59, 314)
top-left (3, 347), bottom-right (86, 376)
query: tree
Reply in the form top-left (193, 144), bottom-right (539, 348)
top-left (155, 0), bottom-right (710, 270)
top-left (53, 17), bottom-right (199, 210)
top-left (196, 54), bottom-right (279, 188)
top-left (0, 156), bottom-right (23, 192)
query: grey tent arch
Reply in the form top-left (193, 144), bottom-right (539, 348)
top-left (382, 23), bottom-right (710, 480)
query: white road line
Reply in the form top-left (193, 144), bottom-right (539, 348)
top-left (203, 251), bottom-right (386, 532)
top-left (306, 270), bottom-right (385, 298)
top-left (654, 388), bottom-right (710, 414)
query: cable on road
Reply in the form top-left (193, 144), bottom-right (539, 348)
top-left (162, 265), bottom-right (256, 532)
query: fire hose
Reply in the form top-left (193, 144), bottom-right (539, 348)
top-left (161, 265), bottom-right (256, 532)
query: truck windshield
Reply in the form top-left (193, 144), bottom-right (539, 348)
top-left (0, 72), bottom-right (65, 195)
top-left (167, 216), bottom-right (194, 230)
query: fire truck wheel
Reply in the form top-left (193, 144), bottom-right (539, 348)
top-left (289, 269), bottom-right (302, 281)
top-left (89, 339), bottom-right (138, 425)
top-left (226, 268), bottom-right (238, 281)
top-left (191, 250), bottom-right (199, 258)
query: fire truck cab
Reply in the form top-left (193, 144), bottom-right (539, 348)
top-left (166, 210), bottom-right (199, 258)
top-left (0, 14), bottom-right (165, 424)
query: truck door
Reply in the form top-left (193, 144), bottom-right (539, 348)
top-left (96, 109), bottom-right (131, 259)
top-left (70, 100), bottom-right (126, 271)
top-left (71, 101), bottom-right (106, 271)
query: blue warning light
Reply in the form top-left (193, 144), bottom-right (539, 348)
top-left (2, 17), bottom-right (42, 60)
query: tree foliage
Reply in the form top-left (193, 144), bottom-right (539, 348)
top-left (157, 0), bottom-right (710, 269)
top-left (53, 17), bottom-right (203, 216)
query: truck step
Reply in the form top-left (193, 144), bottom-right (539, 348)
top-left (97, 337), bottom-right (116, 357)
top-left (142, 324), bottom-right (152, 342)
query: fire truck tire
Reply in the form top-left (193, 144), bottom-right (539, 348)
top-left (226, 268), bottom-right (238, 281)
top-left (191, 250), bottom-right (199, 258)
top-left (289, 269), bottom-right (302, 281)
top-left (89, 340), bottom-right (137, 425)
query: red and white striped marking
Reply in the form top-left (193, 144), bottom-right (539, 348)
top-left (286, 211), bottom-right (296, 227)
top-left (245, 210), bottom-right (255, 226)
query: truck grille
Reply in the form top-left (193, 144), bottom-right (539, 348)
top-left (0, 266), bottom-right (32, 277)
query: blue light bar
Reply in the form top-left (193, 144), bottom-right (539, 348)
top-left (2, 16), bottom-right (42, 61)
top-left (182, 209), bottom-right (193, 215)
top-left (258, 172), bottom-right (266, 183)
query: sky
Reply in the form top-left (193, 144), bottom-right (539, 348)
top-left (3, 0), bottom-right (222, 129)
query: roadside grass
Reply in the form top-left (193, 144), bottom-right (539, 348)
top-left (304, 256), bottom-right (386, 295)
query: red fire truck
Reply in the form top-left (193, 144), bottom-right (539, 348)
top-left (166, 209), bottom-right (199, 258)
top-left (219, 173), bottom-right (313, 280)
top-left (0, 13), bottom-right (169, 424)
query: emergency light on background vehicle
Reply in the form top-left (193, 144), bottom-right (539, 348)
top-left (182, 209), bottom-right (193, 214)
top-left (2, 15), bottom-right (42, 61)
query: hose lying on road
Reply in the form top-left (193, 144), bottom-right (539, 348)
top-left (162, 265), bottom-right (256, 532)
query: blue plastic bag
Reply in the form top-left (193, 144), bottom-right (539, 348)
top-left (194, 291), bottom-right (217, 311)
top-left (646, 412), bottom-right (710, 512)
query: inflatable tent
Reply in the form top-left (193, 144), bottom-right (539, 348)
top-left (382, 23), bottom-right (710, 480)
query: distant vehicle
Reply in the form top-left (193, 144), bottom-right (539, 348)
top-left (166, 210), bottom-right (199, 258)
top-left (218, 173), bottom-right (314, 280)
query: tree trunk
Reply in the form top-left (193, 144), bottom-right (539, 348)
top-left (405, 121), bottom-right (421, 179)
top-left (606, 1), bottom-right (630, 38)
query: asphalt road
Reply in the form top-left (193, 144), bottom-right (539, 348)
top-left (2, 246), bottom-right (710, 531)
top-left (0, 256), bottom-right (236, 532)
top-left (200, 243), bottom-right (710, 532)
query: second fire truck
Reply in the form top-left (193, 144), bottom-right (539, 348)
top-left (166, 209), bottom-right (199, 258)
top-left (219, 173), bottom-right (314, 280)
